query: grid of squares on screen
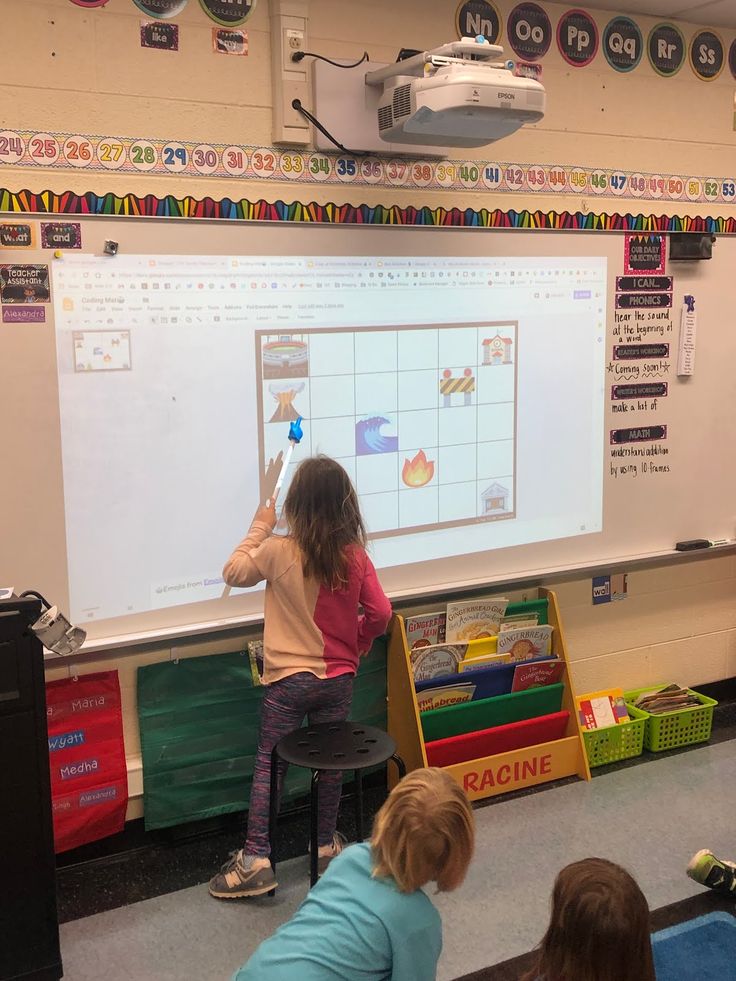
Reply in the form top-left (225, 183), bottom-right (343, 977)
top-left (257, 323), bottom-right (517, 538)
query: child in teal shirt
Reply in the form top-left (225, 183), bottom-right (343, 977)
top-left (233, 768), bottom-right (475, 981)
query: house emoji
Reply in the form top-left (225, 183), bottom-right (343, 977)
top-left (481, 482), bottom-right (509, 514)
top-left (482, 333), bottom-right (513, 365)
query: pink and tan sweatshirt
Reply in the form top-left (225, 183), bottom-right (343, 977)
top-left (223, 520), bottom-right (392, 685)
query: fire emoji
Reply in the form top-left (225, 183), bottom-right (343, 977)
top-left (402, 450), bottom-right (435, 488)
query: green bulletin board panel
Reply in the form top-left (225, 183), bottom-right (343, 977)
top-left (137, 639), bottom-right (388, 830)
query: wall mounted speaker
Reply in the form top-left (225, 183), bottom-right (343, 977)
top-left (669, 233), bottom-right (715, 260)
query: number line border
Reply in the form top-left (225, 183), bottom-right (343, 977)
top-left (1, 129), bottom-right (736, 207)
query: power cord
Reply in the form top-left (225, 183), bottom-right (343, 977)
top-left (291, 50), bottom-right (369, 68)
top-left (19, 589), bottom-right (51, 609)
top-left (291, 99), bottom-right (368, 157)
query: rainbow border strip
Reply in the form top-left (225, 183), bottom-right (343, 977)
top-left (0, 188), bottom-right (734, 231)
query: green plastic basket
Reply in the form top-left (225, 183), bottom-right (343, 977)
top-left (623, 686), bottom-right (717, 753)
top-left (581, 703), bottom-right (647, 768)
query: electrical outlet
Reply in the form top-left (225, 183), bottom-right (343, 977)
top-left (285, 27), bottom-right (304, 61)
top-left (270, 0), bottom-right (310, 146)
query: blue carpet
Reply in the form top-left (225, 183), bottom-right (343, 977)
top-left (652, 911), bottom-right (736, 980)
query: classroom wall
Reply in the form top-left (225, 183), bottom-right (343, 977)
top-left (47, 551), bottom-right (736, 821)
top-left (1, 0), bottom-right (735, 220)
top-left (5, 0), bottom-right (736, 819)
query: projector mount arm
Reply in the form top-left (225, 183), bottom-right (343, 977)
top-left (365, 38), bottom-right (507, 87)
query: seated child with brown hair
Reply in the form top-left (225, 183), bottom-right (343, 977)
top-left (232, 767), bottom-right (475, 981)
top-left (523, 857), bottom-right (655, 981)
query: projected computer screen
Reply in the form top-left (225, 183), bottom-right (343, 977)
top-left (53, 254), bottom-right (606, 623)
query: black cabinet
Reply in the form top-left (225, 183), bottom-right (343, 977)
top-left (0, 598), bottom-right (63, 981)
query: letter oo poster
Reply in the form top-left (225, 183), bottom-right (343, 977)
top-left (45, 670), bottom-right (128, 853)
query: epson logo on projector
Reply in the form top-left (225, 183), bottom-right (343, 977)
top-left (498, 92), bottom-right (516, 100)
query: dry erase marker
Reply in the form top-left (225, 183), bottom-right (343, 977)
top-left (708, 539), bottom-right (730, 547)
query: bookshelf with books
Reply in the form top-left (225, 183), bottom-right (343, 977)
top-left (387, 588), bottom-right (591, 801)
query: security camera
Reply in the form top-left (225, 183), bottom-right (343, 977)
top-left (103, 240), bottom-right (119, 256)
top-left (19, 590), bottom-right (86, 656)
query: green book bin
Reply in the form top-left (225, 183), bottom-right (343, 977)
top-left (623, 686), bottom-right (717, 752)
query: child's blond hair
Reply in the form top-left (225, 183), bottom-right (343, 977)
top-left (371, 767), bottom-right (474, 893)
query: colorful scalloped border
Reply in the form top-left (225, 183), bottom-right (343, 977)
top-left (0, 188), bottom-right (735, 232)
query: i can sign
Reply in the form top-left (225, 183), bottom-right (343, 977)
top-left (557, 9), bottom-right (599, 67)
top-left (603, 16), bottom-right (643, 72)
top-left (456, 0), bottom-right (502, 44)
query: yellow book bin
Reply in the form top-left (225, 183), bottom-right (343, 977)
top-left (387, 588), bottom-right (591, 803)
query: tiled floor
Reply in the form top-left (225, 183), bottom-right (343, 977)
top-left (58, 737), bottom-right (736, 981)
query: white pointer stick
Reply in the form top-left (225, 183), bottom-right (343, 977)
top-left (222, 417), bottom-right (304, 598)
top-left (268, 416), bottom-right (304, 505)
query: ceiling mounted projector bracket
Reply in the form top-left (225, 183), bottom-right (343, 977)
top-left (311, 37), bottom-right (546, 157)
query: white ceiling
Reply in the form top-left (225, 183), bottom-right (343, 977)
top-left (581, 1), bottom-right (736, 29)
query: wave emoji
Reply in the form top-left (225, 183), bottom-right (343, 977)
top-left (356, 416), bottom-right (399, 456)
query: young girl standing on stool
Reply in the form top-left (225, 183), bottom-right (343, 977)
top-left (209, 456), bottom-right (391, 899)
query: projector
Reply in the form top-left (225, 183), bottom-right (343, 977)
top-left (367, 38), bottom-right (545, 149)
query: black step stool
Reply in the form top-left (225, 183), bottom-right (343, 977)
top-left (269, 721), bottom-right (406, 887)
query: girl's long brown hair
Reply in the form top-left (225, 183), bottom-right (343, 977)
top-left (283, 456), bottom-right (367, 589)
top-left (522, 858), bottom-right (655, 981)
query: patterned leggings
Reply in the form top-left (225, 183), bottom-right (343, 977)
top-left (245, 671), bottom-right (354, 857)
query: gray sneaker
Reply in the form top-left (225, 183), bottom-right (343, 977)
top-left (318, 832), bottom-right (347, 877)
top-left (208, 850), bottom-right (277, 899)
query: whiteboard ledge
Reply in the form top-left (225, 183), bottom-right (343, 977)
top-left (65, 543), bottom-right (736, 658)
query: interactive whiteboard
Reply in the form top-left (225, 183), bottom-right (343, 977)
top-left (2, 218), bottom-right (733, 647)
